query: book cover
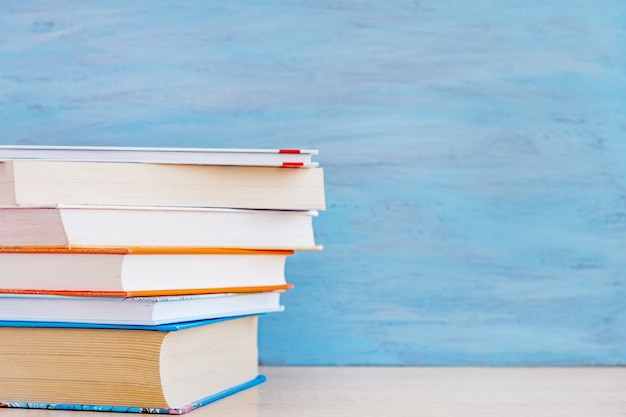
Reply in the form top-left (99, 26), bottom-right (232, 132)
top-left (0, 145), bottom-right (318, 167)
top-left (0, 315), bottom-right (240, 331)
top-left (0, 376), bottom-right (266, 414)
top-left (0, 292), bottom-right (286, 325)
top-left (0, 284), bottom-right (293, 297)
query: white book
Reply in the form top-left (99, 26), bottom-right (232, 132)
top-left (0, 145), bottom-right (319, 167)
top-left (0, 160), bottom-right (326, 210)
top-left (0, 205), bottom-right (320, 250)
top-left (0, 292), bottom-right (284, 325)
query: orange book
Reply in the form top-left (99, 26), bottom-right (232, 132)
top-left (0, 247), bottom-right (293, 297)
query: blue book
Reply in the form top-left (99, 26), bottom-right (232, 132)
top-left (0, 316), bottom-right (263, 414)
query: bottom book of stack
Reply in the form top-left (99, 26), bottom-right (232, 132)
top-left (0, 315), bottom-right (262, 414)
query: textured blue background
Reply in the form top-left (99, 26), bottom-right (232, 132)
top-left (1, 1), bottom-right (625, 365)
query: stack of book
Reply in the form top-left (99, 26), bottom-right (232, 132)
top-left (0, 145), bottom-right (325, 414)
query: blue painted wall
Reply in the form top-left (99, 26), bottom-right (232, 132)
top-left (1, 1), bottom-right (625, 365)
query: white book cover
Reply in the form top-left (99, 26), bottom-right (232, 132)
top-left (0, 291), bottom-right (284, 325)
top-left (0, 145), bottom-right (319, 167)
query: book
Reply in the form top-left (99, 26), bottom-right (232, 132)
top-left (0, 205), bottom-right (320, 250)
top-left (0, 248), bottom-right (293, 296)
top-left (0, 315), bottom-right (263, 414)
top-left (0, 160), bottom-right (326, 210)
top-left (0, 291), bottom-right (284, 325)
top-left (0, 145), bottom-right (319, 167)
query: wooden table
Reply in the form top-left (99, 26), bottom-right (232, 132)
top-left (2, 367), bottom-right (625, 417)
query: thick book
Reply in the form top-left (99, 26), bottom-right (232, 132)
top-left (0, 291), bottom-right (284, 325)
top-left (0, 315), bottom-right (263, 414)
top-left (0, 160), bottom-right (325, 210)
top-left (0, 205), bottom-right (320, 250)
top-left (0, 248), bottom-right (293, 296)
top-left (0, 145), bottom-right (319, 167)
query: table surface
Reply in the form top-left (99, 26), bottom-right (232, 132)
top-left (1, 367), bottom-right (625, 417)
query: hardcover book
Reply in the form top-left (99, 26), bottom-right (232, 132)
top-left (0, 160), bottom-right (326, 210)
top-left (0, 291), bottom-right (284, 325)
top-left (0, 248), bottom-right (292, 296)
top-left (0, 145), bottom-right (319, 167)
top-left (0, 205), bottom-right (320, 250)
top-left (0, 316), bottom-right (263, 414)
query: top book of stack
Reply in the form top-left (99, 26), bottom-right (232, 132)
top-left (0, 145), bottom-right (319, 167)
top-left (0, 146), bottom-right (325, 211)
